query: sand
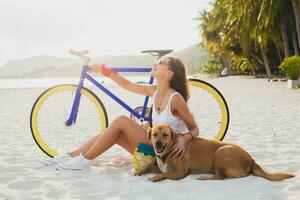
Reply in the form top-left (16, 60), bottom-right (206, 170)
top-left (0, 76), bottom-right (299, 200)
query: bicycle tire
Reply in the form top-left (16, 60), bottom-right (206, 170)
top-left (30, 84), bottom-right (108, 157)
top-left (129, 106), bottom-right (152, 130)
top-left (188, 78), bottom-right (229, 141)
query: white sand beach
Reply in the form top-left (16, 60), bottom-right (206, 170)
top-left (0, 76), bottom-right (300, 200)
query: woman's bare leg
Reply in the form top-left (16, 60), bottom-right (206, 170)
top-left (69, 135), bottom-right (98, 157)
top-left (69, 130), bottom-right (134, 157)
top-left (82, 115), bottom-right (149, 160)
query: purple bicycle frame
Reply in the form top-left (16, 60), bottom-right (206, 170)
top-left (65, 65), bottom-right (153, 126)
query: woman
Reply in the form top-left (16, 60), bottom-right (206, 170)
top-left (47, 55), bottom-right (199, 170)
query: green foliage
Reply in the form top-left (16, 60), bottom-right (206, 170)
top-left (196, 0), bottom-right (255, 74)
top-left (229, 54), bottom-right (251, 73)
top-left (197, 0), bottom-right (298, 76)
top-left (202, 56), bottom-right (223, 77)
top-left (279, 56), bottom-right (300, 80)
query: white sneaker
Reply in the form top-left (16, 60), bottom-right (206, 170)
top-left (55, 154), bottom-right (89, 170)
top-left (42, 153), bottom-right (71, 166)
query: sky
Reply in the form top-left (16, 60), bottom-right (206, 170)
top-left (0, 0), bottom-right (212, 65)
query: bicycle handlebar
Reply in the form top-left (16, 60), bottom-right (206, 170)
top-left (68, 49), bottom-right (90, 64)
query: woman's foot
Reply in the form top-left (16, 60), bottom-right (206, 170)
top-left (42, 153), bottom-right (71, 166)
top-left (55, 154), bottom-right (89, 170)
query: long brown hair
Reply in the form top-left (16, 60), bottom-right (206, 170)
top-left (158, 55), bottom-right (190, 102)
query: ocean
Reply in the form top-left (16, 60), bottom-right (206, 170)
top-left (0, 76), bottom-right (151, 89)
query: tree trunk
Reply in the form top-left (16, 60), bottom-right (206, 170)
top-left (292, 0), bottom-right (300, 49)
top-left (249, 63), bottom-right (256, 76)
top-left (275, 43), bottom-right (283, 63)
top-left (247, 53), bottom-right (256, 76)
top-left (292, 30), bottom-right (300, 55)
top-left (280, 14), bottom-right (291, 58)
top-left (260, 44), bottom-right (273, 79)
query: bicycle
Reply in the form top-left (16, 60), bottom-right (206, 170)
top-left (30, 49), bottom-right (230, 158)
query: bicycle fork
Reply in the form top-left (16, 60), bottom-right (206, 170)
top-left (65, 65), bottom-right (88, 126)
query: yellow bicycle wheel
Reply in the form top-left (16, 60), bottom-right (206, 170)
top-left (188, 79), bottom-right (229, 141)
top-left (129, 106), bottom-right (152, 130)
top-left (30, 84), bottom-right (108, 157)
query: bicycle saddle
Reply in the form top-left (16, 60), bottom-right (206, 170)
top-left (141, 49), bottom-right (173, 57)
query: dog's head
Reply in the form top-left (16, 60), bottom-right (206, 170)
top-left (148, 124), bottom-right (178, 156)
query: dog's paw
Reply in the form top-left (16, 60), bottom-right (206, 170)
top-left (148, 176), bottom-right (158, 182)
top-left (148, 175), bottom-right (163, 182)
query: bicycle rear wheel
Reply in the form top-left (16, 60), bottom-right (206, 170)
top-left (30, 84), bottom-right (108, 157)
top-left (129, 106), bottom-right (152, 130)
top-left (188, 79), bottom-right (229, 141)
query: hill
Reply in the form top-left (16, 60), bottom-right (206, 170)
top-left (0, 45), bottom-right (207, 78)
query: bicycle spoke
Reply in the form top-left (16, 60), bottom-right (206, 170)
top-left (188, 79), bottom-right (228, 140)
top-left (31, 85), bottom-right (108, 156)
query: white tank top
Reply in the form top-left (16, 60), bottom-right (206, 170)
top-left (152, 90), bottom-right (189, 134)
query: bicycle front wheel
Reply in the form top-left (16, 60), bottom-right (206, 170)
top-left (188, 79), bottom-right (229, 141)
top-left (30, 84), bottom-right (108, 157)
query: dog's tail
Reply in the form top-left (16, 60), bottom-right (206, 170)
top-left (251, 161), bottom-right (295, 181)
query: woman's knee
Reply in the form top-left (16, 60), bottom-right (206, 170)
top-left (110, 115), bottom-right (131, 129)
top-left (114, 115), bottom-right (130, 123)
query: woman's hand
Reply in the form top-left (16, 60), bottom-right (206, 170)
top-left (88, 64), bottom-right (103, 73)
top-left (88, 64), bottom-right (118, 77)
top-left (168, 134), bottom-right (192, 159)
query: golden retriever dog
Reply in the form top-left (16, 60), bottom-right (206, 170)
top-left (148, 124), bottom-right (295, 182)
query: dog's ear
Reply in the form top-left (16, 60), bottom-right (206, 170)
top-left (147, 128), bottom-right (152, 140)
top-left (171, 129), bottom-right (178, 142)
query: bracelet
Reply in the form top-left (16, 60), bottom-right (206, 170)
top-left (100, 65), bottom-right (118, 77)
top-left (185, 132), bottom-right (193, 141)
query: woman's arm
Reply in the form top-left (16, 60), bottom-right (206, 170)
top-left (168, 95), bottom-right (200, 159)
top-left (110, 73), bottom-right (156, 97)
top-left (172, 95), bottom-right (199, 138)
top-left (88, 64), bottom-right (156, 97)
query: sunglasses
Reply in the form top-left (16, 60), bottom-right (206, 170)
top-left (153, 59), bottom-right (170, 68)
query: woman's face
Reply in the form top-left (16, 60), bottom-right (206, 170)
top-left (150, 61), bottom-right (173, 79)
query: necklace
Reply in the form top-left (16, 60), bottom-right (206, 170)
top-left (157, 101), bottom-right (162, 111)
top-left (156, 93), bottom-right (167, 111)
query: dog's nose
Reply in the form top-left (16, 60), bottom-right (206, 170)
top-left (156, 141), bottom-right (163, 149)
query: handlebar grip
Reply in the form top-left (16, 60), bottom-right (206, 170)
top-left (68, 49), bottom-right (90, 64)
top-left (68, 49), bottom-right (89, 56)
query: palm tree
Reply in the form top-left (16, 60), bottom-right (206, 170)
top-left (197, 0), bottom-right (299, 79)
top-left (292, 0), bottom-right (300, 49)
top-left (280, 14), bottom-right (291, 57)
top-left (292, 30), bottom-right (300, 55)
